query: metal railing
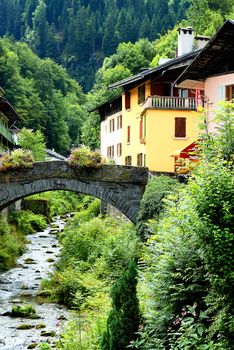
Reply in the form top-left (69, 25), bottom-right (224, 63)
top-left (144, 96), bottom-right (197, 110)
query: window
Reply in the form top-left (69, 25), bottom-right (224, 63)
top-left (125, 91), bottom-right (131, 110)
top-left (117, 115), bottom-right (122, 129)
top-left (117, 143), bottom-right (122, 157)
top-left (125, 156), bottom-right (132, 165)
top-left (109, 119), bottom-right (115, 132)
top-left (175, 117), bottom-right (186, 138)
top-left (138, 84), bottom-right (145, 104)
top-left (226, 85), bottom-right (234, 101)
top-left (127, 126), bottom-right (131, 143)
top-left (107, 145), bottom-right (114, 158)
top-left (137, 153), bottom-right (143, 166)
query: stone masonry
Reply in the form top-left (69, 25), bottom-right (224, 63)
top-left (0, 161), bottom-right (149, 223)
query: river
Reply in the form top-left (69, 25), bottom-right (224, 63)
top-left (0, 215), bottom-right (70, 350)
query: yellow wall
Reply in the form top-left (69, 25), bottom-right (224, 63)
top-left (145, 109), bottom-right (201, 172)
top-left (121, 81), bottom-right (201, 172)
top-left (122, 81), bottom-right (150, 165)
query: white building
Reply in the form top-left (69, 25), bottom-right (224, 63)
top-left (92, 96), bottom-right (123, 165)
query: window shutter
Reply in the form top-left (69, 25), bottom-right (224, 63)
top-left (138, 84), bottom-right (145, 104)
top-left (175, 118), bottom-right (186, 137)
top-left (217, 85), bottom-right (225, 102)
top-left (127, 126), bottom-right (130, 143)
top-left (139, 118), bottom-right (143, 140)
top-left (125, 92), bottom-right (131, 110)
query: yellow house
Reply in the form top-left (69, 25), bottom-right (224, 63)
top-left (110, 39), bottom-right (203, 173)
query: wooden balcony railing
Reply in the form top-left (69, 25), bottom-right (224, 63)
top-left (0, 121), bottom-right (15, 144)
top-left (143, 96), bottom-right (197, 110)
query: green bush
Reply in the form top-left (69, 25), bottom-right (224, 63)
top-left (26, 191), bottom-right (83, 217)
top-left (136, 175), bottom-right (180, 240)
top-left (0, 149), bottom-right (34, 172)
top-left (11, 304), bottom-right (37, 318)
top-left (11, 210), bottom-right (47, 234)
top-left (68, 145), bottom-right (102, 168)
top-left (0, 215), bottom-right (25, 271)
top-left (101, 260), bottom-right (140, 350)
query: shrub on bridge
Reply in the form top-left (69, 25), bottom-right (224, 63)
top-left (0, 149), bottom-right (34, 172)
top-left (68, 146), bottom-right (102, 168)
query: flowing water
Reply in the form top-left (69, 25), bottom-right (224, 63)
top-left (0, 215), bottom-right (70, 350)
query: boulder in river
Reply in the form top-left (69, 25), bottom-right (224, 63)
top-left (40, 330), bottom-right (56, 337)
top-left (27, 343), bottom-right (38, 349)
top-left (24, 258), bottom-right (36, 264)
top-left (16, 324), bottom-right (35, 330)
top-left (35, 323), bottom-right (46, 329)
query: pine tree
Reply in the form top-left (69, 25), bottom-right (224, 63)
top-left (32, 0), bottom-right (48, 57)
top-left (101, 260), bottom-right (140, 350)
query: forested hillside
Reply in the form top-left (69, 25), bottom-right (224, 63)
top-left (0, 0), bottom-right (233, 151)
top-left (0, 0), bottom-right (189, 90)
top-left (0, 38), bottom-right (86, 153)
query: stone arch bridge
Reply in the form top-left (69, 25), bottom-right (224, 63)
top-left (0, 161), bottom-right (149, 223)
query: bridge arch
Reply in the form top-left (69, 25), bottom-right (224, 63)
top-left (0, 161), bottom-right (149, 223)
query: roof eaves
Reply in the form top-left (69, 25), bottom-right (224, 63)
top-left (175, 19), bottom-right (234, 86)
top-left (88, 94), bottom-right (122, 113)
top-left (109, 49), bottom-right (201, 90)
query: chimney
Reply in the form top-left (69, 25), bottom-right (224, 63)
top-left (195, 35), bottom-right (210, 50)
top-left (177, 27), bottom-right (194, 57)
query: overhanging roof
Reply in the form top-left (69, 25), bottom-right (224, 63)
top-left (109, 49), bottom-right (201, 91)
top-left (0, 97), bottom-right (22, 124)
top-left (175, 20), bottom-right (234, 86)
top-left (89, 95), bottom-right (122, 113)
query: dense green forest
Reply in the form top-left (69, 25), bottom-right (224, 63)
top-left (0, 0), bottom-right (190, 91)
top-left (0, 0), bottom-right (233, 153)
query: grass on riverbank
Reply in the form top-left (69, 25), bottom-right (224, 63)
top-left (40, 199), bottom-right (139, 350)
top-left (0, 215), bottom-right (26, 271)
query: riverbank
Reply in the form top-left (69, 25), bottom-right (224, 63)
top-left (0, 215), bottom-right (69, 350)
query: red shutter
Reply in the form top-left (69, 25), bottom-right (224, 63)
top-left (125, 92), bottom-right (131, 110)
top-left (175, 118), bottom-right (186, 137)
top-left (139, 118), bottom-right (143, 140)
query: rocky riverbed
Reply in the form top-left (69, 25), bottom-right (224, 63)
top-left (0, 215), bottom-right (70, 350)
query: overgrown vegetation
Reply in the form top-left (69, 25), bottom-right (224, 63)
top-left (136, 175), bottom-right (180, 240)
top-left (133, 104), bottom-right (234, 349)
top-left (41, 198), bottom-right (139, 349)
top-left (0, 214), bottom-right (25, 271)
top-left (68, 146), bottom-right (102, 168)
top-left (0, 149), bottom-right (34, 172)
top-left (25, 191), bottom-right (83, 218)
top-left (101, 260), bottom-right (140, 350)
top-left (19, 128), bottom-right (46, 161)
top-left (10, 210), bottom-right (47, 234)
top-left (0, 189), bottom-right (81, 272)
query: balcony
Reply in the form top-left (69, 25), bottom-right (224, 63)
top-left (0, 121), bottom-right (15, 144)
top-left (143, 96), bottom-right (197, 110)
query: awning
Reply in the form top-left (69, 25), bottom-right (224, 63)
top-left (171, 142), bottom-right (197, 158)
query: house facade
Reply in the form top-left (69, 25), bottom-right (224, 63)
top-left (109, 37), bottom-right (202, 172)
top-left (0, 93), bottom-right (21, 154)
top-left (176, 20), bottom-right (234, 132)
top-left (93, 96), bottom-right (123, 165)
top-left (96, 20), bottom-right (233, 173)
